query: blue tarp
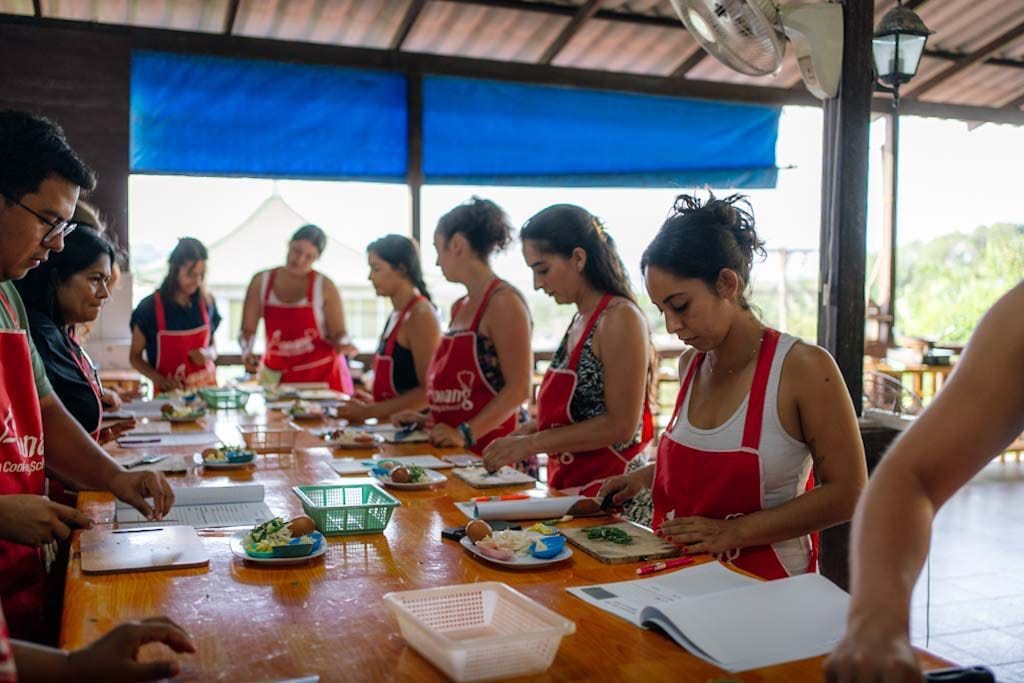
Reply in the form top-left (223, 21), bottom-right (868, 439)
top-left (130, 51), bottom-right (779, 188)
top-left (131, 51), bottom-right (408, 180)
top-left (423, 76), bottom-right (780, 188)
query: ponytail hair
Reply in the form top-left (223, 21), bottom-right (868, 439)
top-left (641, 191), bottom-right (765, 310)
top-left (367, 234), bottom-right (432, 302)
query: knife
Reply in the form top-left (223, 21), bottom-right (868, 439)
top-left (392, 423), bottom-right (419, 442)
top-left (123, 455), bottom-right (168, 469)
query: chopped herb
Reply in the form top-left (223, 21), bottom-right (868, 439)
top-left (585, 526), bottom-right (634, 545)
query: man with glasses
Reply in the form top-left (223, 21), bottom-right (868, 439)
top-left (0, 110), bottom-right (175, 641)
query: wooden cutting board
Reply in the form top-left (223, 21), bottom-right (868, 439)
top-left (562, 522), bottom-right (681, 564)
top-left (451, 466), bottom-right (537, 489)
top-left (81, 526), bottom-right (210, 574)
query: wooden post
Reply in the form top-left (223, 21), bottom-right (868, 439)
top-left (817, 0), bottom-right (874, 415)
top-left (407, 72), bottom-right (424, 246)
top-left (879, 110), bottom-right (899, 347)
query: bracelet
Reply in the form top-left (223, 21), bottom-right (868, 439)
top-left (458, 422), bottom-right (475, 447)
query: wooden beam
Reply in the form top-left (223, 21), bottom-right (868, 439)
top-left (443, 0), bottom-right (681, 30)
top-left (223, 0), bottom-right (240, 35)
top-left (539, 0), bottom-right (601, 66)
top-left (903, 0), bottom-right (931, 10)
top-left (1005, 92), bottom-right (1024, 111)
top-left (671, 48), bottom-right (708, 78)
top-left (881, 96), bottom-right (1024, 126)
top-left (925, 48), bottom-right (1024, 71)
top-left (878, 111), bottom-right (899, 348)
top-left (391, 0), bottom-right (428, 51)
top-left (32, 0), bottom-right (41, 17)
top-left (406, 72), bottom-right (424, 246)
top-left (906, 18), bottom-right (1024, 98)
top-left (818, 0), bottom-right (874, 415)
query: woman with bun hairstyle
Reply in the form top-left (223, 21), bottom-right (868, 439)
top-left (240, 224), bottom-right (355, 394)
top-left (482, 205), bottom-right (655, 496)
top-left (600, 192), bottom-right (866, 580)
top-left (392, 197), bottom-right (533, 460)
top-left (334, 235), bottom-right (441, 423)
top-left (130, 237), bottom-right (220, 391)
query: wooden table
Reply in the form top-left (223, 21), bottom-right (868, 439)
top-left (65, 402), bottom-right (951, 682)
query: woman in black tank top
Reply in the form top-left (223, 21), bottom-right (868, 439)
top-left (334, 235), bottom-right (440, 424)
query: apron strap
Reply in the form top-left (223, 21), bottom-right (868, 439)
top-left (65, 329), bottom-right (102, 401)
top-left (469, 279), bottom-right (502, 332)
top-left (667, 351), bottom-right (703, 432)
top-left (154, 292), bottom-right (167, 332)
top-left (383, 295), bottom-right (423, 357)
top-left (567, 294), bottom-right (613, 371)
top-left (305, 271), bottom-right (316, 303)
top-left (740, 328), bottom-right (782, 451)
top-left (0, 287), bottom-right (18, 326)
top-left (263, 268), bottom-right (278, 307)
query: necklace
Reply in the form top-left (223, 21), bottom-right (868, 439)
top-left (709, 329), bottom-right (765, 376)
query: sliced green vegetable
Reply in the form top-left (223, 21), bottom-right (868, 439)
top-left (585, 526), bottom-right (634, 545)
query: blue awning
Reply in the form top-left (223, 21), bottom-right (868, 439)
top-left (130, 51), bottom-right (779, 188)
top-left (131, 51), bottom-right (408, 181)
top-left (422, 76), bottom-right (780, 188)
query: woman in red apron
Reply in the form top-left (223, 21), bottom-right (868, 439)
top-left (392, 199), bottom-right (532, 459)
top-left (482, 205), bottom-right (655, 496)
top-left (240, 225), bottom-right (354, 395)
top-left (16, 220), bottom-right (133, 446)
top-left (130, 238), bottom-right (219, 392)
top-left (335, 235), bottom-right (441, 423)
top-left (600, 192), bottom-right (866, 580)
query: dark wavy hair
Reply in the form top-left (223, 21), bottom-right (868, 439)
top-left (367, 234), bottom-right (432, 303)
top-left (15, 225), bottom-right (115, 324)
top-left (641, 192), bottom-right (766, 310)
top-left (436, 196), bottom-right (512, 261)
top-left (160, 237), bottom-right (210, 305)
top-left (0, 110), bottom-right (96, 200)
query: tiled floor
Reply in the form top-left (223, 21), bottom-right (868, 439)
top-left (911, 462), bottom-right (1024, 682)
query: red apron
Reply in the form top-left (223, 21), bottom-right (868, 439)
top-left (261, 269), bottom-right (353, 395)
top-left (651, 328), bottom-right (817, 580)
top-left (0, 289), bottom-right (47, 640)
top-left (372, 295), bottom-right (425, 403)
top-left (426, 279), bottom-right (516, 455)
top-left (154, 292), bottom-right (217, 388)
top-left (537, 294), bottom-right (654, 497)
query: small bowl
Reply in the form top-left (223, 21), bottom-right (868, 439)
top-left (245, 531), bottom-right (324, 559)
top-left (530, 534), bottom-right (567, 559)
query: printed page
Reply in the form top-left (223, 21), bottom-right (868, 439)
top-left (118, 432), bottom-right (220, 447)
top-left (566, 561), bottom-right (759, 625)
top-left (116, 485), bottom-right (269, 528)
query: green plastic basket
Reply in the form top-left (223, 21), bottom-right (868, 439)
top-left (198, 387), bottom-right (251, 410)
top-left (292, 484), bottom-right (401, 536)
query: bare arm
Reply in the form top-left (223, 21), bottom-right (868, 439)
top-left (363, 302), bottom-right (441, 419)
top-left (827, 283), bottom-right (1024, 681)
top-left (128, 325), bottom-right (170, 389)
top-left (660, 344), bottom-right (867, 554)
top-left (238, 273), bottom-right (263, 356)
top-left (525, 303), bottom-right (648, 454)
top-left (468, 288), bottom-right (532, 438)
top-left (320, 277), bottom-right (352, 353)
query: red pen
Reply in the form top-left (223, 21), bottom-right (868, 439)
top-left (472, 494), bottom-right (531, 503)
top-left (635, 557), bottom-right (695, 576)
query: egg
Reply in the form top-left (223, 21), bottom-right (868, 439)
top-left (201, 447), bottom-right (221, 460)
top-left (390, 466), bottom-right (411, 483)
top-left (465, 519), bottom-right (492, 543)
top-left (160, 403), bottom-right (174, 414)
top-left (287, 515), bottom-right (317, 537)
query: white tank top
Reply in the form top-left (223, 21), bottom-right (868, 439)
top-left (260, 270), bottom-right (327, 337)
top-left (670, 332), bottom-right (814, 575)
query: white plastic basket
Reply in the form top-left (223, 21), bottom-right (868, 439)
top-left (383, 582), bottom-right (575, 682)
top-left (237, 423), bottom-right (300, 453)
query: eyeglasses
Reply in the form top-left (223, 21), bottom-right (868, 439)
top-left (3, 194), bottom-right (78, 244)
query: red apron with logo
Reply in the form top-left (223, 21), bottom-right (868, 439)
top-left (261, 269), bottom-right (353, 395)
top-left (153, 292), bottom-right (217, 388)
top-left (372, 295), bottom-right (425, 403)
top-left (537, 295), bottom-right (654, 497)
top-left (651, 328), bottom-right (817, 580)
top-left (0, 289), bottom-right (47, 639)
top-left (426, 280), bottom-right (515, 455)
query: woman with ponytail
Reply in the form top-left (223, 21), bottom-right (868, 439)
top-left (334, 235), bottom-right (441, 423)
top-left (600, 192), bottom-right (866, 581)
top-left (482, 205), bottom-right (655, 497)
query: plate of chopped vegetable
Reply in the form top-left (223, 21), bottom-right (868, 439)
top-left (230, 516), bottom-right (326, 565)
top-left (460, 529), bottom-right (572, 568)
top-left (196, 445), bottom-right (255, 469)
top-left (370, 464), bottom-right (446, 490)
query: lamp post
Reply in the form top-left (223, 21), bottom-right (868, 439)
top-left (872, 2), bottom-right (931, 351)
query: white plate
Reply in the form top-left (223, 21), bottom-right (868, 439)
top-left (228, 530), bottom-right (328, 565)
top-left (311, 429), bottom-right (384, 449)
top-left (459, 535), bottom-right (573, 568)
top-left (371, 468), bottom-right (447, 490)
top-left (164, 413), bottom-right (205, 423)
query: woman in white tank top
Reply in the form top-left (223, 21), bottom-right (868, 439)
top-left (600, 192), bottom-right (867, 580)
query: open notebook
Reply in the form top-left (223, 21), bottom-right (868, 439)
top-left (567, 562), bottom-right (849, 672)
top-left (115, 484), bottom-right (273, 528)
